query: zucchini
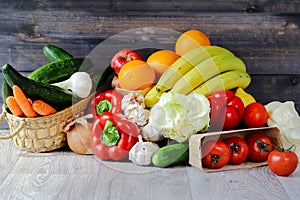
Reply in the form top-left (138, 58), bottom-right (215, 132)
top-left (151, 143), bottom-right (189, 168)
top-left (1, 79), bottom-right (13, 112)
top-left (2, 78), bottom-right (13, 102)
top-left (28, 58), bottom-right (92, 84)
top-left (43, 44), bottom-right (73, 62)
top-left (2, 64), bottom-right (78, 110)
top-left (96, 66), bottom-right (116, 93)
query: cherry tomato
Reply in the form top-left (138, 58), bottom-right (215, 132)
top-left (223, 107), bottom-right (240, 131)
top-left (201, 140), bottom-right (230, 169)
top-left (246, 132), bottom-right (273, 162)
top-left (208, 90), bottom-right (245, 131)
top-left (227, 96), bottom-right (245, 122)
top-left (223, 136), bottom-right (249, 165)
top-left (268, 146), bottom-right (298, 176)
top-left (243, 102), bottom-right (268, 128)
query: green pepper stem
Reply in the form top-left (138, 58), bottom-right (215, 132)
top-left (96, 100), bottom-right (112, 115)
top-left (100, 120), bottom-right (120, 146)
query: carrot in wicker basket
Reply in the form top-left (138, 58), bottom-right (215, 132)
top-left (32, 100), bottom-right (57, 116)
top-left (12, 85), bottom-right (38, 118)
top-left (5, 96), bottom-right (24, 117)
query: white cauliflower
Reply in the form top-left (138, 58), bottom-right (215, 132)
top-left (143, 92), bottom-right (210, 143)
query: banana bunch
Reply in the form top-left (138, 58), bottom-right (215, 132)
top-left (145, 46), bottom-right (251, 108)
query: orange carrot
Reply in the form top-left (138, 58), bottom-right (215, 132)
top-left (5, 96), bottom-right (24, 117)
top-left (12, 85), bottom-right (38, 118)
top-left (32, 100), bottom-right (57, 116)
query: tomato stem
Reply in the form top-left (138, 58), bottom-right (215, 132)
top-left (211, 155), bottom-right (221, 164)
top-left (286, 144), bottom-right (295, 151)
top-left (255, 139), bottom-right (271, 153)
top-left (276, 144), bottom-right (295, 152)
top-left (230, 143), bottom-right (240, 153)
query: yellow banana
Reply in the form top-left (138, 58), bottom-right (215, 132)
top-left (182, 45), bottom-right (234, 66)
top-left (155, 57), bottom-right (194, 93)
top-left (171, 54), bottom-right (246, 94)
top-left (190, 70), bottom-right (251, 96)
top-left (235, 87), bottom-right (256, 107)
top-left (156, 46), bottom-right (234, 93)
top-left (144, 84), bottom-right (162, 108)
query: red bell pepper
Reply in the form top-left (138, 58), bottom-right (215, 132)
top-left (89, 90), bottom-right (123, 116)
top-left (90, 111), bottom-right (140, 161)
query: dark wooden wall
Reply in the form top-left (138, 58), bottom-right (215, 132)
top-left (0, 0), bottom-right (299, 128)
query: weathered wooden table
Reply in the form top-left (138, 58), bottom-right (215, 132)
top-left (0, 133), bottom-right (299, 199)
top-left (0, 1), bottom-right (300, 199)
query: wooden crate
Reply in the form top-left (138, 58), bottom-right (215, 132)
top-left (189, 127), bottom-right (282, 172)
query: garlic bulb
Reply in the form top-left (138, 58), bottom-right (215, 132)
top-left (52, 72), bottom-right (92, 98)
top-left (121, 92), bottom-right (150, 126)
top-left (129, 135), bottom-right (160, 166)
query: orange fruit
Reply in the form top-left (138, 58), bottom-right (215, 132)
top-left (146, 50), bottom-right (180, 77)
top-left (118, 60), bottom-right (156, 90)
top-left (175, 29), bottom-right (211, 56)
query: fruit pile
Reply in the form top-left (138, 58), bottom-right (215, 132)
top-left (85, 29), bottom-right (298, 175)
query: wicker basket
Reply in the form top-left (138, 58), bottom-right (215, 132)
top-left (0, 95), bottom-right (93, 153)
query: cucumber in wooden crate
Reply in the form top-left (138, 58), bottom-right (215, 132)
top-left (2, 64), bottom-right (78, 111)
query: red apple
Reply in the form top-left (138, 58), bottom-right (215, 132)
top-left (110, 48), bottom-right (143, 73)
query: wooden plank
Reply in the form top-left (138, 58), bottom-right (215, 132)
top-left (0, 139), bottom-right (20, 184)
top-left (0, 12), bottom-right (299, 72)
top-left (1, 138), bottom-right (299, 200)
top-left (1, 0), bottom-right (299, 14)
top-left (0, 174), bottom-right (99, 199)
top-left (186, 166), bottom-right (292, 200)
top-left (247, 74), bottom-right (300, 111)
top-left (277, 170), bottom-right (300, 200)
top-left (0, 144), bottom-right (192, 199)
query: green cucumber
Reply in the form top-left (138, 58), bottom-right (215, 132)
top-left (2, 64), bottom-right (78, 110)
top-left (96, 66), bottom-right (116, 93)
top-left (28, 58), bottom-right (91, 84)
top-left (90, 72), bottom-right (102, 91)
top-left (43, 44), bottom-right (73, 62)
top-left (1, 79), bottom-right (13, 112)
top-left (152, 143), bottom-right (189, 168)
top-left (2, 78), bottom-right (13, 102)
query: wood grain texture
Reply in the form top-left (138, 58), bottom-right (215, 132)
top-left (0, 10), bottom-right (299, 71)
top-left (0, 138), bottom-right (299, 200)
top-left (1, 0), bottom-right (299, 14)
top-left (186, 167), bottom-right (291, 200)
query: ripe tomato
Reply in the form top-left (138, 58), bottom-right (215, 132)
top-left (223, 107), bottom-right (240, 131)
top-left (227, 96), bottom-right (245, 122)
top-left (268, 146), bottom-right (298, 176)
top-left (246, 132), bottom-right (273, 162)
top-left (243, 102), bottom-right (268, 128)
top-left (201, 140), bottom-right (230, 169)
top-left (208, 90), bottom-right (245, 131)
top-left (223, 136), bottom-right (249, 165)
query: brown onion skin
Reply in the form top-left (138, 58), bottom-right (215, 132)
top-left (66, 123), bottom-right (93, 155)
